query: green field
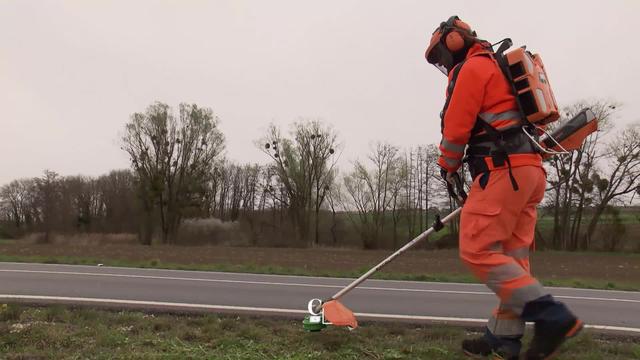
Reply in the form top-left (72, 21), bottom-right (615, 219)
top-left (0, 304), bottom-right (638, 359)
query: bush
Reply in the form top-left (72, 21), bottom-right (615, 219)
top-left (0, 224), bottom-right (15, 240)
top-left (176, 218), bottom-right (248, 245)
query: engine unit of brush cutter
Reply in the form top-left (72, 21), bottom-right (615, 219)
top-left (505, 47), bottom-right (560, 124)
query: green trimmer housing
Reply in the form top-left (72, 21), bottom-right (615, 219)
top-left (302, 298), bottom-right (332, 332)
top-left (302, 314), bottom-right (327, 332)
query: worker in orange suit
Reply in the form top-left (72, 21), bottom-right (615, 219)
top-left (425, 16), bottom-right (583, 360)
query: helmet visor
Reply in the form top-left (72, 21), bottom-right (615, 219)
top-left (425, 32), bottom-right (453, 76)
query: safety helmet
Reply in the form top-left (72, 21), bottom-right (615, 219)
top-left (425, 15), bottom-right (478, 75)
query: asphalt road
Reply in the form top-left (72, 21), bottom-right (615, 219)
top-left (0, 262), bottom-right (638, 335)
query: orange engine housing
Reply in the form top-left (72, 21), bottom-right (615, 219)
top-left (505, 48), bottom-right (559, 124)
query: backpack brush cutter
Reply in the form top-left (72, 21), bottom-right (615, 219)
top-left (302, 108), bottom-right (599, 332)
top-left (302, 174), bottom-right (467, 332)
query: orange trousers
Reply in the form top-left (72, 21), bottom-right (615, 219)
top-left (459, 166), bottom-right (547, 337)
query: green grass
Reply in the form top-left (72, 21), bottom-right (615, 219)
top-left (536, 212), bottom-right (639, 228)
top-left (0, 253), bottom-right (638, 291)
top-left (0, 304), bottom-right (638, 359)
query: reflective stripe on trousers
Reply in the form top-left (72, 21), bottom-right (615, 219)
top-left (486, 245), bottom-right (531, 336)
top-left (488, 307), bottom-right (525, 337)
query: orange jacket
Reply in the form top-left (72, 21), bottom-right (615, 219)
top-left (437, 43), bottom-right (542, 173)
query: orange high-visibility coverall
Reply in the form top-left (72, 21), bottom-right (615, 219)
top-left (438, 43), bottom-right (548, 337)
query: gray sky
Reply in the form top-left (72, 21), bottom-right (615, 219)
top-left (1, 0), bottom-right (638, 185)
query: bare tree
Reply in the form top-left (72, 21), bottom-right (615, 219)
top-left (544, 100), bottom-right (618, 250)
top-left (34, 170), bottom-right (61, 243)
top-left (0, 179), bottom-right (39, 237)
top-left (325, 182), bottom-right (344, 246)
top-left (96, 170), bottom-right (139, 234)
top-left (122, 102), bottom-right (225, 244)
top-left (583, 122), bottom-right (640, 249)
top-left (401, 145), bottom-right (442, 240)
top-left (390, 159), bottom-right (407, 248)
top-left (259, 119), bottom-right (339, 246)
top-left (344, 142), bottom-right (399, 249)
top-left (0, 183), bottom-right (20, 229)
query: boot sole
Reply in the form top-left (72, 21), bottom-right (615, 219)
top-left (462, 350), bottom-right (485, 359)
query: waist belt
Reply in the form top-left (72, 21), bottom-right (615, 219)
top-left (466, 131), bottom-right (538, 157)
top-left (464, 129), bottom-right (539, 187)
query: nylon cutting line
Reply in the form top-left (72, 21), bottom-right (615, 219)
top-left (0, 269), bottom-right (638, 304)
top-left (0, 294), bottom-right (638, 335)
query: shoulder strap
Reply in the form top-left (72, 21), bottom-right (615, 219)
top-left (492, 41), bottom-right (532, 129)
top-left (440, 61), bottom-right (466, 133)
top-left (440, 52), bottom-right (492, 133)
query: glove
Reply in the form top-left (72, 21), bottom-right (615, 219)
top-left (440, 167), bottom-right (467, 204)
top-left (440, 167), bottom-right (456, 186)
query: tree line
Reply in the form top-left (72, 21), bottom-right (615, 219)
top-left (542, 101), bottom-right (640, 251)
top-left (1, 100), bottom-right (638, 251)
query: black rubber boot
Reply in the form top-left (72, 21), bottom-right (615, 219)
top-left (462, 328), bottom-right (521, 359)
top-left (522, 295), bottom-right (584, 360)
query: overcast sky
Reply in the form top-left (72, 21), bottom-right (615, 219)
top-left (1, 0), bottom-right (638, 185)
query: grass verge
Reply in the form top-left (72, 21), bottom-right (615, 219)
top-left (1, 304), bottom-right (639, 360)
top-left (0, 253), bottom-right (637, 292)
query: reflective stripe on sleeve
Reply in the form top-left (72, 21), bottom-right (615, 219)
top-left (440, 138), bottom-right (466, 154)
top-left (441, 155), bottom-right (461, 168)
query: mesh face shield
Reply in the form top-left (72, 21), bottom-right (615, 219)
top-left (425, 31), bottom-right (454, 76)
top-left (425, 16), bottom-right (479, 76)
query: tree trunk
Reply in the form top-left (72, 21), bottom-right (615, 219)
top-left (331, 208), bottom-right (337, 246)
top-left (140, 210), bottom-right (154, 245)
top-left (314, 204), bottom-right (320, 247)
top-left (584, 204), bottom-right (607, 248)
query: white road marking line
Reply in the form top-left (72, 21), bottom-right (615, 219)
top-left (3, 261), bottom-right (640, 295)
top-left (554, 295), bottom-right (640, 303)
top-left (0, 294), bottom-right (639, 335)
top-left (0, 269), bottom-right (490, 294)
top-left (1, 269), bottom-right (638, 304)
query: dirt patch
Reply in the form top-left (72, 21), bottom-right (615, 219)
top-left (0, 242), bottom-right (638, 287)
top-left (20, 233), bottom-right (138, 246)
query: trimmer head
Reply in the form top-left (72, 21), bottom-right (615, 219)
top-left (302, 298), bottom-right (358, 332)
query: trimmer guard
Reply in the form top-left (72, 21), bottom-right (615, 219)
top-left (322, 300), bottom-right (358, 329)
